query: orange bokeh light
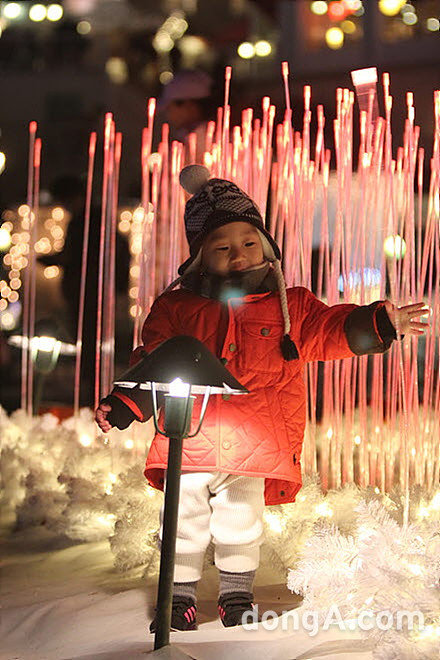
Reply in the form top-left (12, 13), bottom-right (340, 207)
top-left (328, 1), bottom-right (349, 21)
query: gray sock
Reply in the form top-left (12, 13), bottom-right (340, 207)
top-left (218, 569), bottom-right (256, 596)
top-left (173, 581), bottom-right (198, 603)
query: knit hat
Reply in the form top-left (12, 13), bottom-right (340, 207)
top-left (167, 164), bottom-right (298, 361)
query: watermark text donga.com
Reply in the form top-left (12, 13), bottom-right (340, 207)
top-left (242, 604), bottom-right (425, 637)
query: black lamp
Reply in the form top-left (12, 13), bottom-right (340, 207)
top-left (113, 335), bottom-right (248, 656)
top-left (9, 318), bottom-right (76, 414)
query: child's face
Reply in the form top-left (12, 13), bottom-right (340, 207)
top-left (201, 222), bottom-right (264, 276)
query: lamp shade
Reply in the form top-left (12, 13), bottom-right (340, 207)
top-left (113, 335), bottom-right (248, 395)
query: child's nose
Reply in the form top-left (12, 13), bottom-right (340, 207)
top-left (230, 247), bottom-right (246, 265)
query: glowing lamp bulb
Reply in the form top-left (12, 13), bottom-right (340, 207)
top-left (36, 336), bottom-right (58, 352)
top-left (168, 378), bottom-right (190, 398)
top-left (0, 151), bottom-right (5, 174)
top-left (124, 439), bottom-right (134, 450)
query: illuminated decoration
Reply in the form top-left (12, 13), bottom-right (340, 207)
top-left (237, 41), bottom-right (255, 59)
top-left (328, 1), bottom-right (349, 21)
top-left (46, 4), bottom-right (64, 22)
top-left (29, 4), bottom-right (47, 22)
top-left (310, 1), bottom-right (328, 15)
top-left (105, 57), bottom-right (128, 85)
top-left (76, 20), bottom-right (91, 35)
top-left (2, 2), bottom-right (22, 20)
top-left (325, 26), bottom-right (344, 48)
top-left (378, 0), bottom-right (405, 16)
top-left (384, 234), bottom-right (407, 259)
top-left (402, 10), bottom-right (418, 25)
top-left (426, 17), bottom-right (440, 31)
top-left (0, 151), bottom-right (5, 174)
top-left (254, 40), bottom-right (272, 57)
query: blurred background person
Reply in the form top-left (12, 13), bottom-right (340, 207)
top-left (158, 69), bottom-right (214, 162)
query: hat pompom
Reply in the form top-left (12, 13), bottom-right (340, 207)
top-left (179, 165), bottom-right (210, 195)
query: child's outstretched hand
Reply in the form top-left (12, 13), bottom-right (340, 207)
top-left (384, 300), bottom-right (430, 336)
top-left (95, 402), bottom-right (113, 433)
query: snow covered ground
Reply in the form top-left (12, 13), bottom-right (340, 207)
top-left (1, 509), bottom-right (373, 660)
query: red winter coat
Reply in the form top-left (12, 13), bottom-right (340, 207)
top-left (121, 287), bottom-right (391, 505)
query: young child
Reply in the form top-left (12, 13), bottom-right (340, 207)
top-left (96, 164), bottom-right (429, 631)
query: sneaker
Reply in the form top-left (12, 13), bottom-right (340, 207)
top-left (217, 591), bottom-right (257, 628)
top-left (149, 596), bottom-right (197, 632)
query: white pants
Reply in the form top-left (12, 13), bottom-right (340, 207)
top-left (159, 471), bottom-right (265, 582)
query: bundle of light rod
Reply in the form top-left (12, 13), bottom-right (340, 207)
top-left (127, 64), bottom-right (438, 497)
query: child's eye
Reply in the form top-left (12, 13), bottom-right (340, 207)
top-left (216, 246), bottom-right (229, 251)
top-left (245, 242), bottom-right (256, 247)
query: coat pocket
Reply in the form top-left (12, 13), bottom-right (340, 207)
top-left (239, 320), bottom-right (285, 374)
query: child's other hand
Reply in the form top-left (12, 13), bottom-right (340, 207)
top-left (384, 300), bottom-right (430, 336)
top-left (95, 402), bottom-right (113, 433)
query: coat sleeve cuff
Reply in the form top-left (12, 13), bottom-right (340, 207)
top-left (343, 301), bottom-right (395, 355)
top-left (375, 304), bottom-right (398, 343)
top-left (112, 391), bottom-right (145, 421)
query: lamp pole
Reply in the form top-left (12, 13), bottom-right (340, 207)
top-left (154, 384), bottom-right (194, 650)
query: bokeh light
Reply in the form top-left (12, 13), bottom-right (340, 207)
top-left (159, 71), bottom-right (174, 85)
top-left (378, 0), bottom-right (405, 15)
top-left (384, 235), bottom-right (407, 259)
top-left (325, 26), bottom-right (344, 49)
top-left (3, 2), bottom-right (22, 20)
top-left (0, 228), bottom-right (11, 251)
top-left (310, 1), bottom-right (328, 16)
top-left (29, 4), bottom-right (47, 22)
top-left (76, 20), bottom-right (91, 35)
top-left (105, 58), bottom-right (128, 85)
top-left (237, 42), bottom-right (255, 59)
top-left (426, 18), bottom-right (440, 31)
top-left (255, 40), bottom-right (272, 57)
top-left (46, 4), bottom-right (63, 21)
top-left (402, 11), bottom-right (418, 26)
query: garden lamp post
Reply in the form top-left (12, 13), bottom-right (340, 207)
top-left (112, 335), bottom-right (248, 657)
